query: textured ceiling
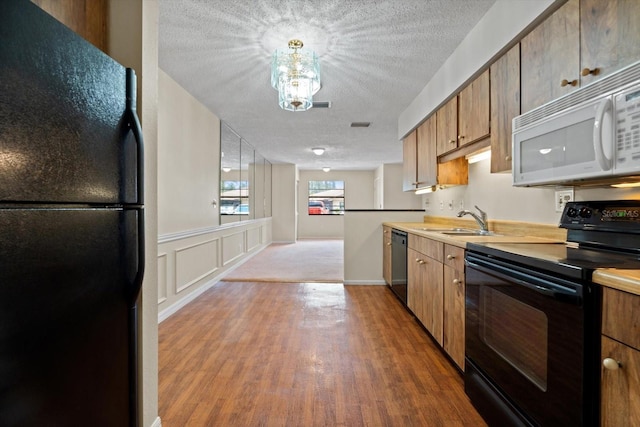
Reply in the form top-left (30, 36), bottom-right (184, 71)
top-left (159, 0), bottom-right (497, 171)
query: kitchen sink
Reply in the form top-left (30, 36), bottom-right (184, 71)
top-left (410, 227), bottom-right (499, 236)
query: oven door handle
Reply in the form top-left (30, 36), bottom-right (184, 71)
top-left (466, 256), bottom-right (582, 304)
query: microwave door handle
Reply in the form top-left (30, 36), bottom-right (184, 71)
top-left (593, 97), bottom-right (613, 171)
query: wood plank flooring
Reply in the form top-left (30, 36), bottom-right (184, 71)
top-left (158, 282), bottom-right (486, 426)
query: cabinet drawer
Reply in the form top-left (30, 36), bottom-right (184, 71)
top-left (602, 287), bottom-right (640, 350)
top-left (408, 234), bottom-right (443, 262)
top-left (443, 244), bottom-right (465, 270)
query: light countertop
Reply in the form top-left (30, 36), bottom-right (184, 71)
top-left (386, 221), bottom-right (640, 296)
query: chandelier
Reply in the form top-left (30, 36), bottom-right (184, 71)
top-left (271, 39), bottom-right (321, 111)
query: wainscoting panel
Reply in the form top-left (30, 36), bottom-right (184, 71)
top-left (175, 238), bottom-right (219, 293)
top-left (157, 253), bottom-right (168, 304)
top-left (246, 225), bottom-right (263, 252)
top-left (157, 218), bottom-right (272, 322)
top-left (222, 231), bottom-right (246, 266)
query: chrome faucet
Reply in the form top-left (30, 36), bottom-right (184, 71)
top-left (457, 205), bottom-right (489, 233)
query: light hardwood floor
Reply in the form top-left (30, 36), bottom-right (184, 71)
top-left (159, 282), bottom-right (486, 426)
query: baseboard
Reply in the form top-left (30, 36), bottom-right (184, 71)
top-left (149, 416), bottom-right (162, 427)
top-left (343, 280), bottom-right (386, 285)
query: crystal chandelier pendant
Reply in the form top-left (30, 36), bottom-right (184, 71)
top-left (271, 39), bottom-right (321, 111)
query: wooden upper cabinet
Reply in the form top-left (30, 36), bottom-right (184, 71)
top-left (490, 44), bottom-right (520, 173)
top-left (521, 0), bottom-right (580, 113)
top-left (458, 69), bottom-right (490, 147)
top-left (31, 0), bottom-right (108, 52)
top-left (402, 130), bottom-right (418, 192)
top-left (416, 115), bottom-right (437, 188)
top-left (436, 97), bottom-right (458, 156)
top-left (580, 0), bottom-right (640, 84)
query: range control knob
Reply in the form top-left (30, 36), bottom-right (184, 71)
top-left (566, 207), bottom-right (578, 218)
top-left (579, 207), bottom-right (592, 218)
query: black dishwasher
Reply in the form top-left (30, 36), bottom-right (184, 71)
top-left (390, 229), bottom-right (408, 304)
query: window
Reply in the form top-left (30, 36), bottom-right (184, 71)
top-left (220, 180), bottom-right (249, 215)
top-left (308, 180), bottom-right (344, 215)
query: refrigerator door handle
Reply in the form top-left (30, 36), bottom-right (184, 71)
top-left (126, 68), bottom-right (144, 206)
top-left (130, 208), bottom-right (145, 307)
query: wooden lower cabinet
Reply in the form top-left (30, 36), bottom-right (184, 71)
top-left (601, 336), bottom-right (640, 426)
top-left (601, 287), bottom-right (640, 426)
top-left (443, 244), bottom-right (465, 370)
top-left (407, 235), bottom-right (467, 363)
top-left (407, 236), bottom-right (444, 345)
top-left (383, 226), bottom-right (392, 286)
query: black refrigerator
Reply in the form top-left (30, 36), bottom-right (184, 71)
top-left (0, 0), bottom-right (145, 426)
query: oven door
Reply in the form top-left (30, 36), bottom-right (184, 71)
top-left (465, 252), bottom-right (595, 427)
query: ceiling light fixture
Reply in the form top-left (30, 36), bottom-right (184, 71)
top-left (322, 167), bottom-right (331, 172)
top-left (271, 39), bottom-right (320, 112)
top-left (222, 167), bottom-right (231, 173)
top-left (312, 147), bottom-right (325, 156)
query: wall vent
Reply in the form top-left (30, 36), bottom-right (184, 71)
top-left (312, 101), bottom-right (332, 108)
top-left (350, 122), bottom-right (371, 128)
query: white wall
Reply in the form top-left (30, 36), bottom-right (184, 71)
top-left (424, 158), bottom-right (640, 224)
top-left (297, 169), bottom-right (375, 239)
top-left (272, 164), bottom-right (298, 242)
top-left (158, 70), bottom-right (220, 235)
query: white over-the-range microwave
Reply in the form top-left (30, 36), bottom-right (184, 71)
top-left (512, 60), bottom-right (640, 187)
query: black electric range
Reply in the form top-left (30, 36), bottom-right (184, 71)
top-left (467, 200), bottom-right (640, 281)
top-left (464, 200), bottom-right (640, 427)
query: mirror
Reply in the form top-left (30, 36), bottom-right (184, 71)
top-left (220, 122), bottom-right (272, 224)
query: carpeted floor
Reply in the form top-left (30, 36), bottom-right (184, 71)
top-left (222, 239), bottom-right (344, 283)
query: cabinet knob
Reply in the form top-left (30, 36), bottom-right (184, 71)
top-left (603, 358), bottom-right (621, 371)
top-left (417, 259), bottom-right (425, 265)
top-left (448, 139), bottom-right (456, 144)
top-left (458, 135), bottom-right (465, 140)
top-left (447, 254), bottom-right (455, 260)
top-left (560, 79), bottom-right (578, 87)
top-left (386, 242), bottom-right (391, 246)
top-left (505, 155), bottom-right (511, 161)
top-left (453, 279), bottom-right (461, 285)
top-left (581, 67), bottom-right (600, 77)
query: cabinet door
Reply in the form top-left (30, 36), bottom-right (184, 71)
top-left (436, 96), bottom-right (458, 156)
top-left (382, 227), bottom-right (392, 286)
top-left (458, 69), bottom-right (490, 147)
top-left (402, 130), bottom-right (417, 192)
top-left (443, 265), bottom-right (465, 370)
top-left (490, 44), bottom-right (520, 173)
top-left (520, 0), bottom-right (580, 112)
top-left (581, 0), bottom-right (640, 84)
top-left (407, 248), bottom-right (424, 320)
top-left (423, 257), bottom-right (444, 345)
top-left (601, 336), bottom-right (640, 426)
top-left (416, 115), bottom-right (437, 188)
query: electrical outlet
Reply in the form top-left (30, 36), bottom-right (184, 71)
top-left (555, 188), bottom-right (574, 212)
top-left (459, 200), bottom-right (464, 211)
top-left (448, 200), bottom-right (454, 210)
top-left (439, 200), bottom-right (444, 210)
